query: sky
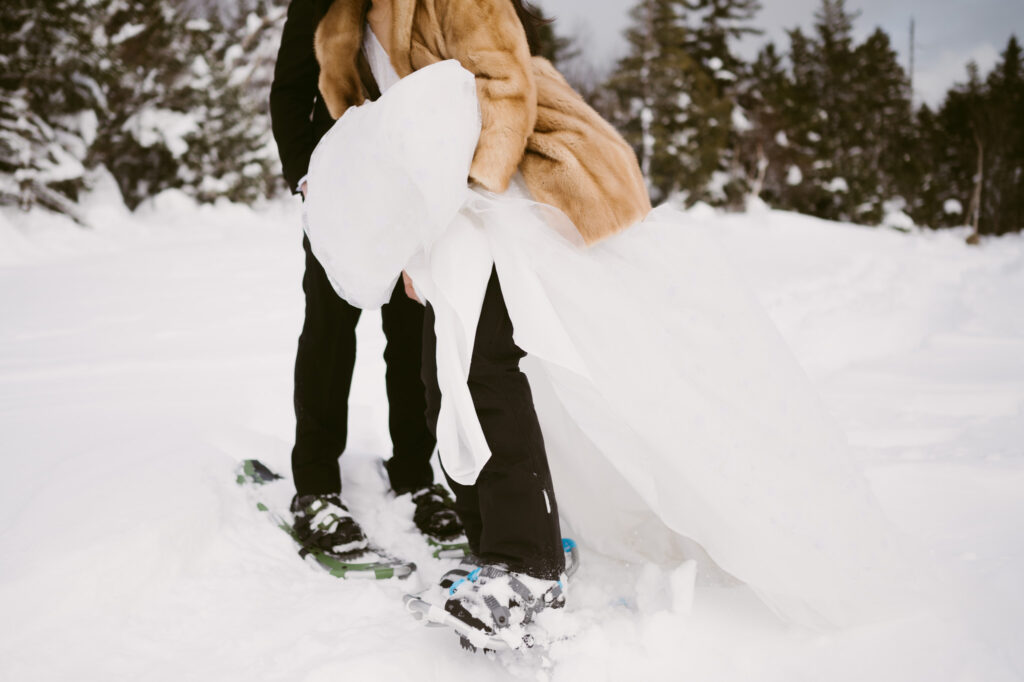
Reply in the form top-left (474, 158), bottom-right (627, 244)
top-left (537, 0), bottom-right (1024, 106)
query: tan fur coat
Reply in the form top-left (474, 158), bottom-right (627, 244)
top-left (314, 0), bottom-right (651, 244)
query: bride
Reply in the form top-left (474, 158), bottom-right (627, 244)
top-left (303, 0), bottom-right (915, 640)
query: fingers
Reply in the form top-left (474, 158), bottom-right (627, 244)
top-left (402, 271), bottom-right (422, 304)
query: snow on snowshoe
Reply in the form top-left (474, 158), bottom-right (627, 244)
top-left (235, 459), bottom-right (416, 580)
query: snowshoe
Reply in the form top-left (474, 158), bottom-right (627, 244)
top-left (403, 538), bottom-right (580, 653)
top-left (236, 459), bottom-right (416, 580)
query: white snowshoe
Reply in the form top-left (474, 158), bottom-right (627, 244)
top-left (403, 539), bottom-right (580, 653)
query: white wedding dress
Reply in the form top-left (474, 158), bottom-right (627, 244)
top-left (304, 27), bottom-right (915, 629)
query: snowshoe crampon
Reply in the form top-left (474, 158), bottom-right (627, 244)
top-left (235, 459), bottom-right (416, 580)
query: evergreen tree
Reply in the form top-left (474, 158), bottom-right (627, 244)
top-left (89, 0), bottom-right (195, 207)
top-left (605, 0), bottom-right (760, 205)
top-left (804, 0), bottom-right (859, 221)
top-left (92, 0), bottom-right (274, 208)
top-left (931, 63), bottom-right (987, 233)
top-left (677, 0), bottom-right (763, 206)
top-left (770, 27), bottom-right (826, 215)
top-left (735, 42), bottom-right (793, 205)
top-left (849, 27), bottom-right (914, 224)
top-left (743, 1), bottom-right (914, 224)
top-left (219, 0), bottom-right (289, 110)
top-left (0, 0), bottom-right (106, 220)
top-left (176, 12), bottom-right (277, 204)
top-left (606, 0), bottom-right (709, 202)
top-left (910, 47), bottom-right (1023, 237)
top-left (680, 0), bottom-right (762, 74)
top-left (906, 103), bottom-right (952, 228)
top-left (978, 36), bottom-right (1024, 235)
top-left (181, 0), bottom-right (290, 198)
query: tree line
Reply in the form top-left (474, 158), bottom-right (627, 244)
top-left (2, 0), bottom-right (1021, 238)
top-left (587, 0), bottom-right (1023, 237)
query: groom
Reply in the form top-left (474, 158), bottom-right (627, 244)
top-left (269, 0), bottom-right (461, 553)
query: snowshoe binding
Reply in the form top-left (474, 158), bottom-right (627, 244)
top-left (377, 459), bottom-right (471, 559)
top-left (409, 484), bottom-right (471, 559)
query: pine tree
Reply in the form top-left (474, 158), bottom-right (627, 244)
top-left (176, 13), bottom-right (277, 204)
top-left (0, 0), bottom-right (106, 220)
top-left (89, 0), bottom-right (202, 207)
top-left (605, 0), bottom-right (762, 204)
top-left (929, 63), bottom-right (987, 234)
top-left (850, 28), bottom-right (914, 224)
top-left (979, 36), bottom-right (1024, 235)
top-left (221, 0), bottom-right (289, 110)
top-left (680, 0), bottom-right (762, 74)
top-left (188, 0), bottom-right (289, 200)
top-left (907, 103), bottom-right (953, 228)
top-left (606, 0), bottom-right (707, 202)
top-left (91, 0), bottom-right (275, 208)
top-left (676, 0), bottom-right (763, 206)
top-left (805, 0), bottom-right (859, 221)
top-left (760, 1), bottom-right (915, 224)
top-left (771, 27), bottom-right (825, 216)
top-left (735, 42), bottom-right (793, 205)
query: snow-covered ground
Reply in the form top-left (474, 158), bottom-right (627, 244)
top-left (1, 191), bottom-right (1022, 681)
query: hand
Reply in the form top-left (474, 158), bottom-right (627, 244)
top-left (402, 271), bottom-right (422, 304)
top-left (300, 181), bottom-right (308, 198)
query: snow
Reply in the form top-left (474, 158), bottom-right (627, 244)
top-left (883, 209), bottom-right (915, 231)
top-left (77, 109), bottom-right (99, 147)
top-left (110, 22), bottom-right (147, 45)
top-left (945, 199), bottom-right (964, 216)
top-left (825, 177), bottom-right (849, 193)
top-left (122, 108), bottom-right (198, 158)
top-left (1, 195), bottom-right (1022, 681)
top-left (706, 170), bottom-right (731, 202)
top-left (786, 164), bottom-right (803, 186)
top-left (731, 107), bottom-right (752, 133)
top-left (191, 55), bottom-right (212, 81)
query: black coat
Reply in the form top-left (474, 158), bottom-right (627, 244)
top-left (269, 0), bottom-right (380, 194)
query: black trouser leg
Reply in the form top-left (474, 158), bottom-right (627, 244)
top-left (291, 235), bottom-right (361, 496)
top-left (291, 238), bottom-right (435, 496)
top-left (380, 280), bottom-right (436, 494)
top-left (422, 268), bottom-right (565, 580)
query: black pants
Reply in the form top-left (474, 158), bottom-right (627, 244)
top-left (291, 236), bottom-right (435, 496)
top-left (422, 269), bottom-right (565, 580)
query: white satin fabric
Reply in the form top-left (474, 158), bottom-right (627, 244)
top-left (303, 33), bottom-right (916, 628)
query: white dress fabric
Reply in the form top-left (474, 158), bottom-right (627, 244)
top-left (303, 28), bottom-right (915, 629)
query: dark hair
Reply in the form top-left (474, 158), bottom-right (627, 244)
top-left (510, 0), bottom-right (551, 56)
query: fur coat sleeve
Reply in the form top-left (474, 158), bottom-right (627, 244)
top-left (435, 0), bottom-right (537, 193)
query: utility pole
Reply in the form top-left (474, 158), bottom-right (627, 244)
top-left (908, 17), bottom-right (916, 109)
